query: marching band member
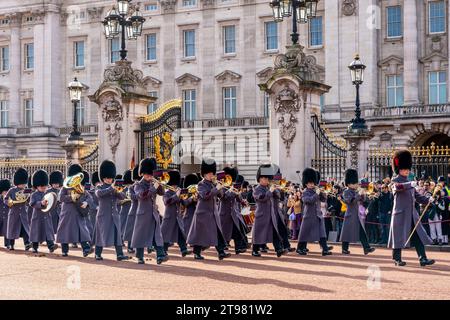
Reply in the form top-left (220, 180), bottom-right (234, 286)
top-left (123, 165), bottom-right (139, 254)
top-left (187, 158), bottom-right (231, 260)
top-left (29, 170), bottom-right (58, 254)
top-left (218, 167), bottom-right (247, 254)
top-left (0, 179), bottom-right (11, 248)
top-left (131, 158), bottom-right (168, 265)
top-left (27, 177), bottom-right (33, 224)
top-left (82, 170), bottom-right (95, 239)
top-left (89, 171), bottom-right (101, 236)
top-left (5, 168), bottom-right (31, 251)
top-left (119, 169), bottom-right (133, 237)
top-left (297, 168), bottom-right (333, 256)
top-left (251, 164), bottom-right (284, 258)
top-left (340, 169), bottom-right (375, 255)
top-left (94, 160), bottom-right (128, 261)
top-left (389, 150), bottom-right (435, 267)
top-left (56, 164), bottom-right (92, 257)
top-left (181, 173), bottom-right (199, 236)
top-left (234, 176), bottom-right (250, 249)
top-left (161, 170), bottom-right (191, 257)
top-left (48, 171), bottom-right (63, 234)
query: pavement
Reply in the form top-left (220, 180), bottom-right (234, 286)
top-left (1, 237), bottom-right (450, 300)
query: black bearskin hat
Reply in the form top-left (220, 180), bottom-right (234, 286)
top-left (344, 169), bottom-right (359, 186)
top-left (183, 173), bottom-right (199, 188)
top-left (302, 167), bottom-right (317, 188)
top-left (49, 171), bottom-right (63, 186)
top-left (256, 164), bottom-right (275, 182)
top-left (91, 171), bottom-right (100, 186)
top-left (392, 150), bottom-right (412, 174)
top-left (115, 174), bottom-right (123, 180)
top-left (242, 180), bottom-right (249, 189)
top-left (123, 170), bottom-right (133, 185)
top-left (223, 166), bottom-right (238, 182)
top-left (0, 179), bottom-right (10, 193)
top-left (168, 170), bottom-right (181, 186)
top-left (13, 168), bottom-right (28, 186)
top-left (81, 170), bottom-right (90, 186)
top-left (99, 160), bottom-right (117, 180)
top-left (139, 158), bottom-right (157, 176)
top-left (201, 158), bottom-right (217, 176)
top-left (132, 165), bottom-right (140, 181)
top-left (68, 164), bottom-right (83, 177)
top-left (32, 170), bottom-right (49, 188)
top-left (236, 174), bottom-right (244, 184)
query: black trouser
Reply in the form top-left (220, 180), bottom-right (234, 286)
top-left (342, 224), bottom-right (371, 251)
top-left (253, 226), bottom-right (283, 253)
top-left (393, 229), bottom-right (426, 261)
top-left (297, 237), bottom-right (330, 251)
top-left (193, 226), bottom-right (227, 255)
top-left (231, 223), bottom-right (247, 251)
top-left (61, 241), bottom-right (90, 254)
top-left (324, 218), bottom-right (333, 238)
top-left (95, 225), bottom-right (124, 257)
top-left (276, 214), bottom-right (291, 249)
top-left (4, 237), bottom-right (10, 247)
top-left (32, 240), bottom-right (55, 251)
top-left (137, 246), bottom-right (165, 259)
top-left (164, 226), bottom-right (188, 253)
top-left (9, 224), bottom-right (30, 247)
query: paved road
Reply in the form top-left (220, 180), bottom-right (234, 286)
top-left (0, 237), bottom-right (449, 300)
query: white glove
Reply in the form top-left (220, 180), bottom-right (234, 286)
top-left (411, 181), bottom-right (417, 188)
top-left (153, 181), bottom-right (160, 190)
top-left (176, 189), bottom-right (181, 197)
top-left (316, 188), bottom-right (321, 195)
top-left (269, 185), bottom-right (276, 193)
top-left (429, 197), bottom-right (435, 203)
top-left (80, 201), bottom-right (88, 209)
top-left (216, 183), bottom-right (223, 191)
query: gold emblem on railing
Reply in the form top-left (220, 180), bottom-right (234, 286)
top-left (154, 131), bottom-right (174, 169)
top-left (139, 99), bottom-right (182, 123)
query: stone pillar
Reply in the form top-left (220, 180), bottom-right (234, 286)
top-left (89, 61), bottom-right (156, 174)
top-left (259, 45), bottom-right (331, 182)
top-left (342, 131), bottom-right (374, 177)
top-left (403, 0), bottom-right (419, 105)
top-left (33, 16), bottom-right (45, 125)
top-left (8, 14), bottom-right (21, 128)
top-left (61, 139), bottom-right (84, 167)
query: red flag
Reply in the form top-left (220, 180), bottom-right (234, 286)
top-left (130, 148), bottom-right (136, 169)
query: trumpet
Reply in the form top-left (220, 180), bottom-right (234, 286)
top-left (7, 188), bottom-right (32, 208)
top-left (271, 178), bottom-right (289, 192)
top-left (180, 184), bottom-right (198, 200)
top-left (113, 179), bottom-right (125, 193)
top-left (152, 170), bottom-right (179, 192)
top-left (63, 172), bottom-right (85, 203)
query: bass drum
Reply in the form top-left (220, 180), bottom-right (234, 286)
top-left (241, 206), bottom-right (254, 229)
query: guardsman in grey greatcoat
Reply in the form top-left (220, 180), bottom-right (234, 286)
top-left (27, 177), bottom-right (34, 224)
top-left (94, 160), bottom-right (129, 261)
top-left (233, 176), bottom-right (250, 248)
top-left (297, 168), bottom-right (333, 256)
top-left (180, 173), bottom-right (199, 237)
top-left (89, 171), bottom-right (101, 238)
top-left (389, 150), bottom-right (435, 267)
top-left (48, 171), bottom-right (63, 233)
top-left (5, 168), bottom-right (31, 251)
top-left (0, 179), bottom-right (11, 248)
top-left (29, 170), bottom-right (58, 254)
top-left (251, 164), bottom-right (284, 257)
top-left (56, 164), bottom-right (93, 257)
top-left (340, 168), bottom-right (375, 255)
top-left (161, 170), bottom-right (191, 257)
top-left (81, 171), bottom-right (95, 240)
top-left (131, 158), bottom-right (168, 265)
top-left (187, 158), bottom-right (231, 261)
top-left (123, 165), bottom-right (139, 254)
top-left (119, 169), bottom-right (133, 237)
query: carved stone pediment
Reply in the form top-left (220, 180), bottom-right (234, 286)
top-left (215, 70), bottom-right (242, 83)
top-left (419, 52), bottom-right (448, 64)
top-left (160, 0), bottom-right (177, 13)
top-left (256, 67), bottom-right (274, 80)
top-left (175, 73), bottom-right (201, 86)
top-left (273, 45), bottom-right (320, 82)
top-left (378, 55), bottom-right (404, 74)
top-left (143, 76), bottom-right (163, 89)
top-left (87, 7), bottom-right (104, 21)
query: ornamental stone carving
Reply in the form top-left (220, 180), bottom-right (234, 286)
top-left (274, 45), bottom-right (320, 82)
top-left (103, 60), bottom-right (145, 86)
top-left (106, 122), bottom-right (123, 159)
top-left (102, 97), bottom-right (123, 122)
top-left (349, 142), bottom-right (359, 169)
top-left (160, 0), bottom-right (177, 13)
top-left (342, 0), bottom-right (357, 16)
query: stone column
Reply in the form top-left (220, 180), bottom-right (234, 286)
top-left (8, 14), bottom-right (21, 128)
top-left (342, 131), bottom-right (374, 177)
top-left (403, 0), bottom-right (419, 105)
top-left (33, 15), bottom-right (45, 125)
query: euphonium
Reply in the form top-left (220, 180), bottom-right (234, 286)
top-left (63, 172), bottom-right (85, 202)
top-left (7, 189), bottom-right (32, 208)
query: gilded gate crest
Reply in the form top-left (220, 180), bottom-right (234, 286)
top-left (154, 131), bottom-right (174, 169)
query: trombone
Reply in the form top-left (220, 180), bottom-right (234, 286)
top-left (152, 171), bottom-right (180, 192)
top-left (271, 178), bottom-right (289, 192)
top-left (213, 172), bottom-right (240, 194)
top-left (180, 184), bottom-right (198, 200)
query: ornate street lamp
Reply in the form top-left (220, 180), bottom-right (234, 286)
top-left (68, 77), bottom-right (84, 141)
top-left (269, 0), bottom-right (320, 45)
top-left (348, 54), bottom-right (367, 131)
top-left (102, 0), bottom-right (146, 61)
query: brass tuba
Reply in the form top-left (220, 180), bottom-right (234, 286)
top-left (63, 172), bottom-right (85, 202)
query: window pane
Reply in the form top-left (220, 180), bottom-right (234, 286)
top-left (111, 39), bottom-right (120, 63)
top-left (265, 22), bottom-right (278, 51)
top-left (75, 41), bottom-right (84, 67)
top-left (224, 25), bottom-right (236, 54)
top-left (396, 87), bottom-right (404, 106)
top-left (26, 43), bottom-right (34, 69)
top-left (1, 47), bottom-right (9, 71)
top-left (387, 6), bottom-right (402, 37)
top-left (309, 17), bottom-right (323, 46)
top-left (429, 1), bottom-right (446, 33)
top-left (184, 30), bottom-right (195, 57)
top-left (146, 34), bottom-right (156, 60)
top-left (182, 89), bottom-right (196, 120)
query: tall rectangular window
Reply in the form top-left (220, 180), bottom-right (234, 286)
top-left (263, 92), bottom-right (270, 117)
top-left (223, 25), bottom-right (236, 54)
top-left (75, 97), bottom-right (86, 126)
top-left (265, 21), bottom-right (278, 51)
top-left (74, 41), bottom-right (85, 68)
top-left (110, 38), bottom-right (120, 63)
top-left (183, 30), bottom-right (195, 58)
top-left (24, 99), bottom-right (33, 127)
top-left (145, 3), bottom-right (158, 11)
top-left (429, 71), bottom-right (447, 104)
top-left (429, 1), bottom-right (446, 33)
top-left (0, 100), bottom-right (8, 128)
top-left (147, 91), bottom-right (158, 114)
top-left (25, 43), bottom-right (34, 69)
top-left (386, 75), bottom-right (404, 107)
top-left (182, 89), bottom-right (196, 120)
top-left (0, 47), bottom-right (9, 71)
top-left (182, 0), bottom-right (197, 7)
top-left (223, 87), bottom-right (237, 119)
top-left (387, 6), bottom-right (402, 38)
top-left (146, 34), bottom-right (157, 61)
top-left (309, 16), bottom-right (323, 46)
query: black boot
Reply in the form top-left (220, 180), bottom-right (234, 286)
top-left (364, 247), bottom-right (375, 255)
top-left (419, 258), bottom-right (435, 267)
top-left (194, 253), bottom-right (204, 260)
top-left (296, 249), bottom-right (307, 255)
top-left (322, 250), bottom-right (332, 256)
top-left (95, 255), bottom-right (103, 261)
top-left (49, 244), bottom-right (58, 253)
top-left (117, 255), bottom-right (129, 261)
top-left (32, 248), bottom-right (38, 254)
top-left (235, 248), bottom-right (247, 254)
top-left (252, 251), bottom-right (261, 257)
top-left (137, 258), bottom-right (145, 264)
top-left (218, 252), bottom-right (231, 260)
top-left (181, 249), bottom-right (192, 257)
top-left (157, 255), bottom-right (169, 265)
top-left (127, 248), bottom-right (135, 254)
top-left (24, 243), bottom-right (32, 251)
top-left (342, 249), bottom-right (351, 255)
top-left (394, 260), bottom-right (406, 266)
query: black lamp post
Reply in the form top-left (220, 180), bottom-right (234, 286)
top-left (348, 54), bottom-right (367, 131)
top-left (102, 0), bottom-right (145, 61)
top-left (269, 0), bottom-right (318, 45)
top-left (68, 77), bottom-right (83, 141)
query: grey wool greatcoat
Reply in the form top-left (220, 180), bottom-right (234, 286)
top-left (47, 187), bottom-right (61, 233)
top-left (119, 187), bottom-right (132, 235)
top-left (56, 188), bottom-right (92, 244)
top-left (123, 183), bottom-right (138, 241)
top-left (388, 175), bottom-right (432, 249)
top-left (219, 190), bottom-right (243, 242)
top-left (161, 189), bottom-right (185, 243)
top-left (340, 188), bottom-right (366, 243)
top-left (0, 199), bottom-right (8, 237)
top-left (298, 188), bottom-right (327, 242)
top-left (29, 191), bottom-right (55, 242)
top-left (86, 188), bottom-right (98, 238)
top-left (251, 185), bottom-right (281, 245)
top-left (181, 197), bottom-right (197, 236)
top-left (130, 179), bottom-right (165, 248)
top-left (94, 184), bottom-right (125, 247)
top-left (187, 179), bottom-right (224, 247)
top-left (4, 187), bottom-right (30, 240)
